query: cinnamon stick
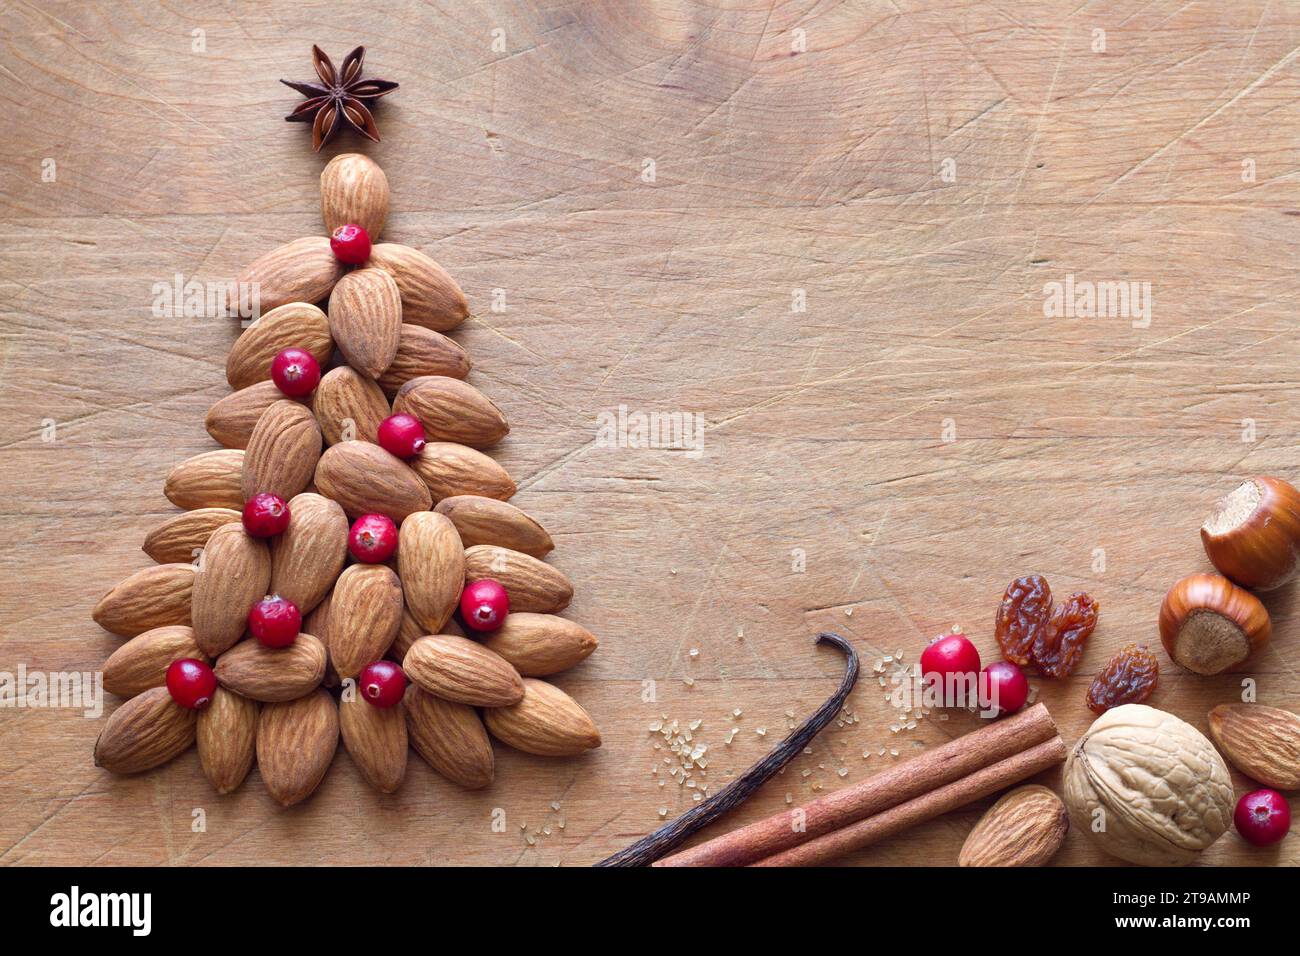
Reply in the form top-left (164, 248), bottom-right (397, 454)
top-left (751, 735), bottom-right (1067, 866)
top-left (654, 701), bottom-right (1059, 867)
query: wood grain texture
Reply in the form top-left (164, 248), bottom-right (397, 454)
top-left (1, 0), bottom-right (1298, 866)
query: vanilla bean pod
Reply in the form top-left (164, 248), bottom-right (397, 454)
top-left (595, 631), bottom-right (859, 867)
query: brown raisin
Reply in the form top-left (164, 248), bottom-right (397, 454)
top-left (994, 574), bottom-right (1052, 666)
top-left (1034, 591), bottom-right (1099, 678)
top-left (1086, 643), bottom-right (1159, 714)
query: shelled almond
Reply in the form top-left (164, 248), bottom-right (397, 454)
top-left (142, 508), bottom-right (240, 564)
top-left (91, 152), bottom-right (601, 808)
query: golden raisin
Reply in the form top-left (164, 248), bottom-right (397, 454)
top-left (994, 575), bottom-right (1052, 666)
top-left (1086, 643), bottom-right (1158, 714)
top-left (1034, 591), bottom-right (1099, 678)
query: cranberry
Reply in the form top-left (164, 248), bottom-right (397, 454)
top-left (166, 658), bottom-right (217, 710)
top-left (330, 223), bottom-right (371, 265)
top-left (242, 492), bottom-right (290, 538)
top-left (248, 594), bottom-right (301, 647)
top-left (377, 413), bottom-right (427, 459)
top-left (349, 513), bottom-right (398, 563)
top-left (920, 632), bottom-right (982, 707)
top-left (359, 660), bottom-right (407, 708)
top-left (1234, 789), bottom-right (1291, 847)
top-left (270, 347), bottom-right (321, 398)
top-left (979, 660), bottom-right (1029, 715)
top-left (461, 578), bottom-right (510, 632)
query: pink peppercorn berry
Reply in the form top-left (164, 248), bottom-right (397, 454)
top-left (248, 594), bottom-right (301, 648)
top-left (377, 413), bottom-right (427, 459)
top-left (920, 632), bottom-right (982, 707)
top-left (461, 578), bottom-right (510, 632)
top-left (1234, 789), bottom-right (1291, 847)
top-left (166, 658), bottom-right (217, 710)
top-left (349, 513), bottom-right (399, 563)
top-left (242, 492), bottom-right (291, 538)
top-left (358, 660), bottom-right (407, 709)
top-left (979, 660), bottom-right (1029, 715)
top-left (270, 347), bottom-right (321, 398)
top-left (330, 223), bottom-right (371, 265)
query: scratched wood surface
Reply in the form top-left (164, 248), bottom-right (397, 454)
top-left (1, 0), bottom-right (1298, 866)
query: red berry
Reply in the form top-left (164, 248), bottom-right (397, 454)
top-left (979, 661), bottom-right (1029, 715)
top-left (330, 223), bottom-right (372, 265)
top-left (920, 632), bottom-right (982, 707)
top-left (242, 492), bottom-right (291, 538)
top-left (359, 660), bottom-right (407, 708)
top-left (270, 347), bottom-right (321, 397)
top-left (1234, 789), bottom-right (1291, 846)
top-left (166, 658), bottom-right (217, 710)
top-left (461, 578), bottom-right (509, 632)
top-left (377, 413), bottom-right (426, 459)
top-left (248, 594), bottom-right (301, 647)
top-left (349, 513), bottom-right (398, 563)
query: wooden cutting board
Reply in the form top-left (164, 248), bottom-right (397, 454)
top-left (1, 0), bottom-right (1297, 866)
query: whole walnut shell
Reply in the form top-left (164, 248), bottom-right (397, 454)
top-left (1063, 704), bottom-right (1232, 865)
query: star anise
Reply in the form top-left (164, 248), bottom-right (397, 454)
top-left (281, 45), bottom-right (399, 151)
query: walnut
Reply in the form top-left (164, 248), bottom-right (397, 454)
top-left (1063, 704), bottom-right (1232, 865)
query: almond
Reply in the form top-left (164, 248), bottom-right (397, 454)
top-left (329, 564), bottom-right (403, 679)
top-left (464, 545), bottom-right (572, 613)
top-left (367, 243), bottom-right (468, 332)
top-left (256, 689), bottom-right (339, 807)
top-left (103, 625), bottom-right (208, 697)
top-left (328, 268), bottom-right (402, 379)
top-left (93, 563), bottom-right (195, 637)
top-left (404, 634), bottom-right (525, 707)
top-left (310, 365), bottom-right (390, 445)
top-left (396, 511), bottom-right (464, 634)
top-left (206, 380), bottom-right (302, 449)
top-left (314, 440), bottom-right (432, 520)
top-left (94, 687), bottom-right (197, 774)
top-left (483, 678), bottom-right (600, 757)
top-left (303, 589), bottom-right (341, 688)
top-left (339, 695), bottom-right (407, 793)
top-left (391, 610), bottom-right (463, 663)
top-left (320, 153), bottom-right (390, 240)
top-left (390, 607), bottom-right (426, 664)
top-left (235, 236), bottom-right (345, 314)
top-left (410, 443), bottom-right (516, 503)
top-left (958, 784), bottom-right (1069, 867)
top-left (142, 508), bottom-right (240, 564)
top-left (269, 493), bottom-right (348, 614)
top-left (215, 634), bottom-right (328, 702)
top-left (482, 613), bottom-right (597, 677)
top-left (1207, 703), bottom-right (1300, 790)
top-left (393, 376), bottom-right (508, 447)
top-left (197, 687), bottom-right (259, 794)
top-left (435, 495), bottom-right (552, 557)
top-left (376, 324), bottom-right (472, 396)
top-left (226, 302), bottom-right (333, 390)
top-left (404, 685), bottom-right (494, 789)
top-left (165, 449), bottom-right (245, 510)
top-left (191, 523), bottom-right (272, 657)
top-left (241, 399), bottom-right (323, 502)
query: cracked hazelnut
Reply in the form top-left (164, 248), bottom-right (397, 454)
top-left (1158, 573), bottom-right (1270, 675)
top-left (1201, 476), bottom-right (1300, 590)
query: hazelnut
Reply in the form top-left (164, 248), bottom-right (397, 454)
top-left (1201, 476), bottom-right (1300, 590)
top-left (1158, 573), bottom-right (1270, 675)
